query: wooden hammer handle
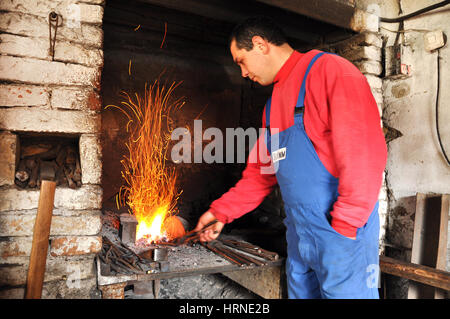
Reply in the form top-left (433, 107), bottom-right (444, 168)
top-left (25, 180), bottom-right (56, 299)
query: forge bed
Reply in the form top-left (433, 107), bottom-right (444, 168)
top-left (97, 211), bottom-right (284, 298)
top-left (97, 237), bottom-right (283, 284)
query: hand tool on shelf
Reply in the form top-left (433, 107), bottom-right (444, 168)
top-left (200, 241), bottom-right (246, 267)
top-left (218, 239), bottom-right (279, 261)
top-left (212, 241), bottom-right (267, 266)
top-left (201, 240), bottom-right (269, 267)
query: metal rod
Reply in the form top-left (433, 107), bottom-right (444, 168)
top-left (101, 236), bottom-right (149, 275)
top-left (212, 244), bottom-right (254, 266)
top-left (201, 242), bottom-right (245, 267)
top-left (219, 239), bottom-right (279, 261)
top-left (213, 243), bottom-right (267, 266)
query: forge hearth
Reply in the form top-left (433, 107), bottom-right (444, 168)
top-left (98, 209), bottom-right (284, 299)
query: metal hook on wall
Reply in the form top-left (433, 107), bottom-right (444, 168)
top-left (48, 11), bottom-right (61, 61)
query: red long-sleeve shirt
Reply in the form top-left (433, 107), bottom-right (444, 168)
top-left (210, 50), bottom-right (387, 238)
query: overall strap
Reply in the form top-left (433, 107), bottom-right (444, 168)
top-left (266, 51), bottom-right (330, 132)
top-left (265, 97), bottom-right (272, 134)
top-left (295, 51), bottom-right (327, 114)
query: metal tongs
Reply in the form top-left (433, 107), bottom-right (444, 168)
top-left (173, 219), bottom-right (218, 245)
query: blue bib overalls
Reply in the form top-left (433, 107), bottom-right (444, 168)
top-left (265, 52), bottom-right (380, 299)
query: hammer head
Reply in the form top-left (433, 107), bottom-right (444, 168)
top-left (40, 160), bottom-right (56, 181)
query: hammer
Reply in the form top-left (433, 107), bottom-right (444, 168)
top-left (25, 161), bottom-right (56, 299)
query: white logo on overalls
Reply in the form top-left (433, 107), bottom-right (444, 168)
top-left (272, 147), bottom-right (286, 163)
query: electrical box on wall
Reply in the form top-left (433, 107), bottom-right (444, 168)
top-left (424, 31), bottom-right (446, 51)
top-left (385, 44), bottom-right (412, 77)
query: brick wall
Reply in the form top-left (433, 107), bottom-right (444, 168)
top-left (0, 0), bottom-right (104, 298)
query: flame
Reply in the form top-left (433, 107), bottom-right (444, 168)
top-left (106, 79), bottom-right (186, 244)
top-left (136, 206), bottom-right (166, 243)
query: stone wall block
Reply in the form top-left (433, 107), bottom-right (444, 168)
top-left (339, 46), bottom-right (382, 62)
top-left (50, 213), bottom-right (102, 236)
top-left (0, 107), bottom-right (100, 134)
top-left (354, 60), bottom-right (383, 75)
top-left (0, 56), bottom-right (101, 87)
top-left (0, 34), bottom-right (103, 67)
top-left (0, 211), bottom-right (102, 237)
top-left (350, 9), bottom-right (379, 33)
top-left (0, 256), bottom-right (96, 287)
top-left (372, 89), bottom-right (383, 103)
top-left (0, 12), bottom-right (103, 48)
top-left (79, 134), bottom-right (102, 184)
top-left (364, 74), bottom-right (383, 91)
top-left (0, 237), bottom-right (32, 258)
top-left (51, 87), bottom-right (102, 111)
top-left (334, 32), bottom-right (383, 53)
top-left (0, 84), bottom-right (50, 107)
top-left (41, 277), bottom-right (98, 299)
top-left (0, 185), bottom-right (102, 211)
top-left (50, 236), bottom-right (102, 256)
top-left (53, 185), bottom-right (103, 210)
top-left (0, 235), bottom-right (101, 259)
top-left (0, 277), bottom-right (99, 299)
top-left (0, 287), bottom-right (26, 299)
top-left (0, 132), bottom-right (19, 186)
top-left (0, 0), bottom-right (104, 24)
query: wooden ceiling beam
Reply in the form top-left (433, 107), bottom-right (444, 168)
top-left (254, 0), bottom-right (356, 30)
top-left (135, 0), bottom-right (330, 45)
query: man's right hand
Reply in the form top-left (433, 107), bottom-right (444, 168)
top-left (193, 211), bottom-right (225, 242)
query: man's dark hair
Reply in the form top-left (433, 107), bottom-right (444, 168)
top-left (229, 16), bottom-right (288, 51)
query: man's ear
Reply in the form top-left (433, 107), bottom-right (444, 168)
top-left (252, 36), bottom-right (269, 54)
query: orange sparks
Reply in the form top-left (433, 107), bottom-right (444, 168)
top-left (134, 24), bottom-right (141, 31)
top-left (106, 80), bottom-right (185, 244)
top-left (160, 22), bottom-right (167, 49)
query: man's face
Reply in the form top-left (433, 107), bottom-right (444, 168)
top-left (230, 38), bottom-right (273, 86)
